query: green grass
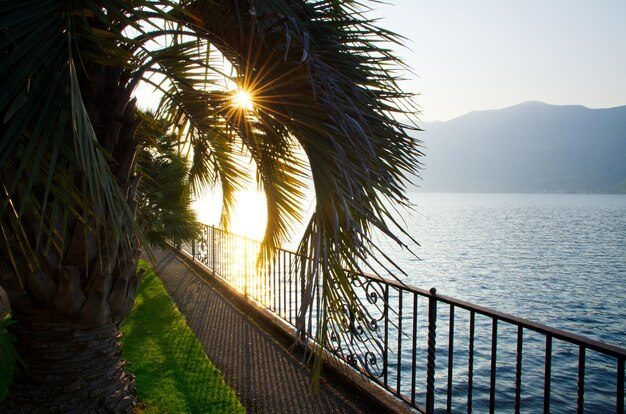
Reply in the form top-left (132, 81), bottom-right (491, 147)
top-left (121, 260), bottom-right (244, 413)
top-left (0, 260), bottom-right (244, 414)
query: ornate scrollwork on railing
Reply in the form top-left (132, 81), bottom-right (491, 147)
top-left (323, 273), bottom-right (389, 379)
top-left (194, 225), bottom-right (211, 266)
top-left (360, 276), bottom-right (387, 331)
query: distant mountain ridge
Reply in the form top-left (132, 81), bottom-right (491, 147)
top-left (416, 101), bottom-right (626, 193)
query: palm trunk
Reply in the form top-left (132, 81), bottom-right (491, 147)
top-left (1, 249), bottom-right (142, 413)
top-left (3, 319), bottom-right (135, 413)
top-left (1, 58), bottom-right (142, 412)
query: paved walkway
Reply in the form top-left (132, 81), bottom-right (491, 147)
top-left (151, 249), bottom-right (378, 414)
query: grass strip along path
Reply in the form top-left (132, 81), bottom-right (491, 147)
top-left (1, 260), bottom-right (244, 414)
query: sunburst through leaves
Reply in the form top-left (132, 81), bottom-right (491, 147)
top-left (231, 88), bottom-right (254, 110)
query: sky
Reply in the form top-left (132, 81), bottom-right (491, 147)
top-left (371, 1), bottom-right (626, 122)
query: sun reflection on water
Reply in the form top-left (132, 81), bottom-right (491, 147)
top-left (191, 190), bottom-right (264, 292)
top-left (193, 190), bottom-right (267, 241)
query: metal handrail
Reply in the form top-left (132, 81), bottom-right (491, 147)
top-left (188, 224), bottom-right (626, 414)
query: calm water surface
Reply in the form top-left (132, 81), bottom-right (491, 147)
top-left (384, 193), bottom-right (626, 348)
top-left (218, 192), bottom-right (625, 412)
top-left (364, 193), bottom-right (625, 413)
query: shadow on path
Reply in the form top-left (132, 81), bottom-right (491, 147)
top-left (151, 249), bottom-right (378, 414)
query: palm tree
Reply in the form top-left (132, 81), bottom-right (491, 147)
top-left (135, 111), bottom-right (201, 249)
top-left (0, 0), bottom-right (421, 412)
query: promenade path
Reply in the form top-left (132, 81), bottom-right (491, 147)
top-left (151, 249), bottom-right (383, 414)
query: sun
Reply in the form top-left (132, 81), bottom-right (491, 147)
top-left (231, 89), bottom-right (254, 110)
top-left (231, 191), bottom-right (267, 240)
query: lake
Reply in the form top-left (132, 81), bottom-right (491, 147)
top-left (385, 192), bottom-right (626, 349)
top-left (196, 191), bottom-right (626, 411)
top-left (370, 193), bottom-right (626, 413)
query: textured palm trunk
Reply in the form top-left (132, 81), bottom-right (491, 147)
top-left (4, 316), bottom-right (135, 412)
top-left (1, 59), bottom-right (142, 412)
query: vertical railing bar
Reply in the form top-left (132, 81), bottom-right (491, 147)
top-left (514, 325), bottom-right (523, 414)
top-left (426, 288), bottom-right (437, 414)
top-left (210, 226), bottom-right (214, 266)
top-left (271, 256), bottom-right (276, 311)
top-left (302, 254), bottom-right (307, 335)
top-left (384, 284), bottom-right (390, 388)
top-left (544, 336), bottom-right (552, 414)
top-left (264, 251), bottom-right (269, 307)
top-left (411, 292), bottom-right (418, 406)
top-left (254, 240), bottom-right (258, 298)
top-left (278, 251), bottom-right (282, 316)
top-left (314, 270), bottom-right (320, 341)
top-left (206, 226), bottom-right (210, 266)
top-left (287, 251), bottom-right (292, 324)
top-left (283, 251), bottom-right (287, 320)
top-left (223, 231), bottom-right (227, 279)
top-left (617, 357), bottom-right (624, 414)
top-left (252, 240), bottom-right (256, 298)
top-left (267, 251), bottom-right (277, 313)
top-left (247, 239), bottom-right (251, 297)
top-left (292, 252), bottom-right (296, 326)
top-left (269, 246), bottom-right (273, 307)
top-left (577, 346), bottom-right (585, 414)
top-left (277, 254), bottom-right (281, 314)
top-left (447, 305), bottom-right (455, 414)
top-left (243, 239), bottom-right (247, 295)
top-left (231, 233), bottom-right (235, 285)
top-left (225, 231), bottom-right (228, 279)
top-left (221, 230), bottom-right (225, 276)
top-left (199, 227), bottom-right (626, 414)
top-left (246, 239), bottom-right (251, 297)
top-left (468, 310), bottom-right (475, 414)
top-left (231, 233), bottom-right (233, 282)
top-left (251, 241), bottom-right (254, 297)
top-left (266, 254), bottom-right (271, 309)
top-left (213, 227), bottom-right (216, 271)
top-left (272, 252), bottom-right (276, 311)
top-left (224, 230), bottom-right (228, 276)
top-left (203, 226), bottom-right (207, 262)
top-left (397, 289), bottom-right (404, 394)
top-left (294, 253), bottom-right (298, 328)
top-left (217, 227), bottom-right (220, 270)
top-left (489, 318), bottom-right (498, 414)
top-left (231, 233), bottom-right (234, 284)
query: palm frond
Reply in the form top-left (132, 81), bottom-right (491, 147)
top-left (1, 0), bottom-right (422, 390)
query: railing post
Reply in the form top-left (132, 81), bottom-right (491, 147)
top-left (426, 287), bottom-right (437, 414)
top-left (617, 357), bottom-right (624, 414)
top-left (243, 238), bottom-right (248, 297)
top-left (191, 239), bottom-right (195, 261)
top-left (300, 263), bottom-right (306, 343)
top-left (211, 226), bottom-right (216, 274)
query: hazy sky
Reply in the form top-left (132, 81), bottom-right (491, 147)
top-left (372, 1), bottom-right (626, 122)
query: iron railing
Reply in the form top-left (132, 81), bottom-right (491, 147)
top-left (187, 225), bottom-right (626, 414)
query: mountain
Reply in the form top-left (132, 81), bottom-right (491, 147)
top-left (416, 101), bottom-right (626, 193)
